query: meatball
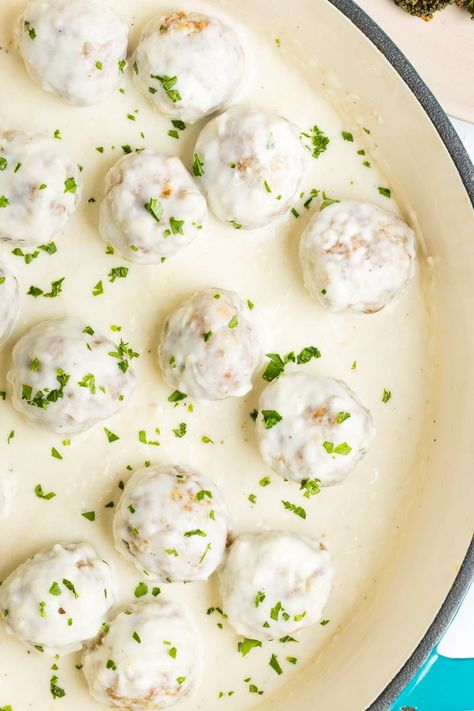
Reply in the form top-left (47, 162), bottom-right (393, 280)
top-left (8, 319), bottom-right (136, 434)
top-left (0, 542), bottom-right (116, 656)
top-left (193, 105), bottom-right (306, 229)
top-left (299, 200), bottom-right (416, 313)
top-left (0, 260), bottom-right (20, 344)
top-left (219, 531), bottom-right (333, 641)
top-left (100, 151), bottom-right (207, 265)
top-left (256, 372), bottom-right (375, 486)
top-left (132, 11), bottom-right (244, 124)
top-left (0, 130), bottom-right (82, 248)
top-left (15, 0), bottom-right (128, 106)
top-left (83, 599), bottom-right (198, 708)
top-left (158, 287), bottom-right (260, 400)
top-left (114, 465), bottom-right (229, 582)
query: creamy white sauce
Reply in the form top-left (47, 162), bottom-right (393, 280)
top-left (0, 1), bottom-right (429, 709)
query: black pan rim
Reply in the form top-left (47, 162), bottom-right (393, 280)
top-left (325, 1), bottom-right (474, 708)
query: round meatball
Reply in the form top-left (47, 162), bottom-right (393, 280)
top-left (158, 287), bottom-right (260, 400)
top-left (219, 531), bottom-right (333, 641)
top-left (194, 105), bottom-right (306, 229)
top-left (132, 11), bottom-right (244, 124)
top-left (256, 372), bottom-right (375, 486)
top-left (0, 260), bottom-right (20, 344)
top-left (15, 0), bottom-right (128, 106)
top-left (299, 200), bottom-right (416, 313)
top-left (0, 542), bottom-right (116, 656)
top-left (100, 151), bottom-right (207, 265)
top-left (8, 319), bottom-right (136, 434)
top-left (0, 130), bottom-right (81, 248)
top-left (83, 600), bottom-right (199, 708)
top-left (114, 465), bottom-right (229, 582)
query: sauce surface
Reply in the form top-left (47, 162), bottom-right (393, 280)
top-left (0, 1), bottom-right (430, 708)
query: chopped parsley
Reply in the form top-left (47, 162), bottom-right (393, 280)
top-left (297, 345), bottom-right (321, 363)
top-left (107, 266), bottom-right (128, 284)
top-left (172, 422), bottom-right (187, 438)
top-left (92, 280), bottom-right (104, 296)
top-left (81, 511), bottom-right (95, 521)
top-left (40, 241), bottom-right (57, 255)
top-left (0, 195), bottom-right (10, 208)
top-left (269, 654), bottom-right (283, 675)
top-left (152, 74), bottom-right (182, 102)
top-left (51, 447), bottom-right (63, 460)
top-left (108, 339), bottom-right (139, 373)
top-left (322, 441), bottom-right (352, 456)
top-left (21, 369), bottom-right (70, 410)
top-left (237, 638), bottom-right (262, 656)
top-left (378, 186), bottom-right (391, 198)
top-left (49, 582), bottom-right (61, 596)
top-left (78, 373), bottom-right (96, 394)
top-left (34, 484), bottom-right (56, 500)
top-left (255, 591), bottom-right (266, 607)
top-left (300, 478), bottom-right (321, 498)
top-left (134, 582), bottom-right (148, 598)
top-left (342, 131), bottom-right (354, 142)
top-left (259, 476), bottom-right (271, 487)
top-left (168, 390), bottom-right (187, 403)
top-left (261, 410), bottom-right (282, 429)
top-left (197, 490), bottom-right (212, 501)
top-left (104, 428), bottom-right (120, 443)
top-left (50, 675), bottom-right (65, 699)
top-left (184, 529), bottom-right (207, 538)
top-left (382, 389), bottom-right (392, 403)
top-left (169, 217), bottom-right (184, 234)
top-left (228, 315), bottom-right (238, 328)
top-left (64, 177), bottom-right (78, 194)
top-left (301, 124), bottom-right (330, 159)
top-left (336, 411), bottom-right (351, 423)
top-left (192, 153), bottom-right (204, 177)
top-left (320, 192), bottom-right (340, 210)
top-left (144, 198), bottom-right (164, 223)
top-left (281, 500), bottom-right (306, 519)
top-left (24, 20), bottom-right (37, 40)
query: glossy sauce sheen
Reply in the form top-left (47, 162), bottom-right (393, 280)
top-left (0, 1), bottom-right (430, 709)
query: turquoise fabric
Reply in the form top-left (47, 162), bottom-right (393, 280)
top-left (391, 653), bottom-right (474, 711)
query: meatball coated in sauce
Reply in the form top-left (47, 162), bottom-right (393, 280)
top-left (0, 542), bottom-right (116, 656)
top-left (158, 287), bottom-right (260, 401)
top-left (83, 600), bottom-right (199, 708)
top-left (0, 260), bottom-right (20, 344)
top-left (194, 105), bottom-right (307, 229)
top-left (256, 372), bottom-right (375, 486)
top-left (15, 0), bottom-right (128, 106)
top-left (113, 465), bottom-right (229, 582)
top-left (132, 11), bottom-right (244, 124)
top-left (0, 130), bottom-right (81, 248)
top-left (100, 151), bottom-right (207, 264)
top-left (8, 319), bottom-right (136, 435)
top-left (299, 200), bottom-right (416, 313)
top-left (219, 531), bottom-right (333, 641)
